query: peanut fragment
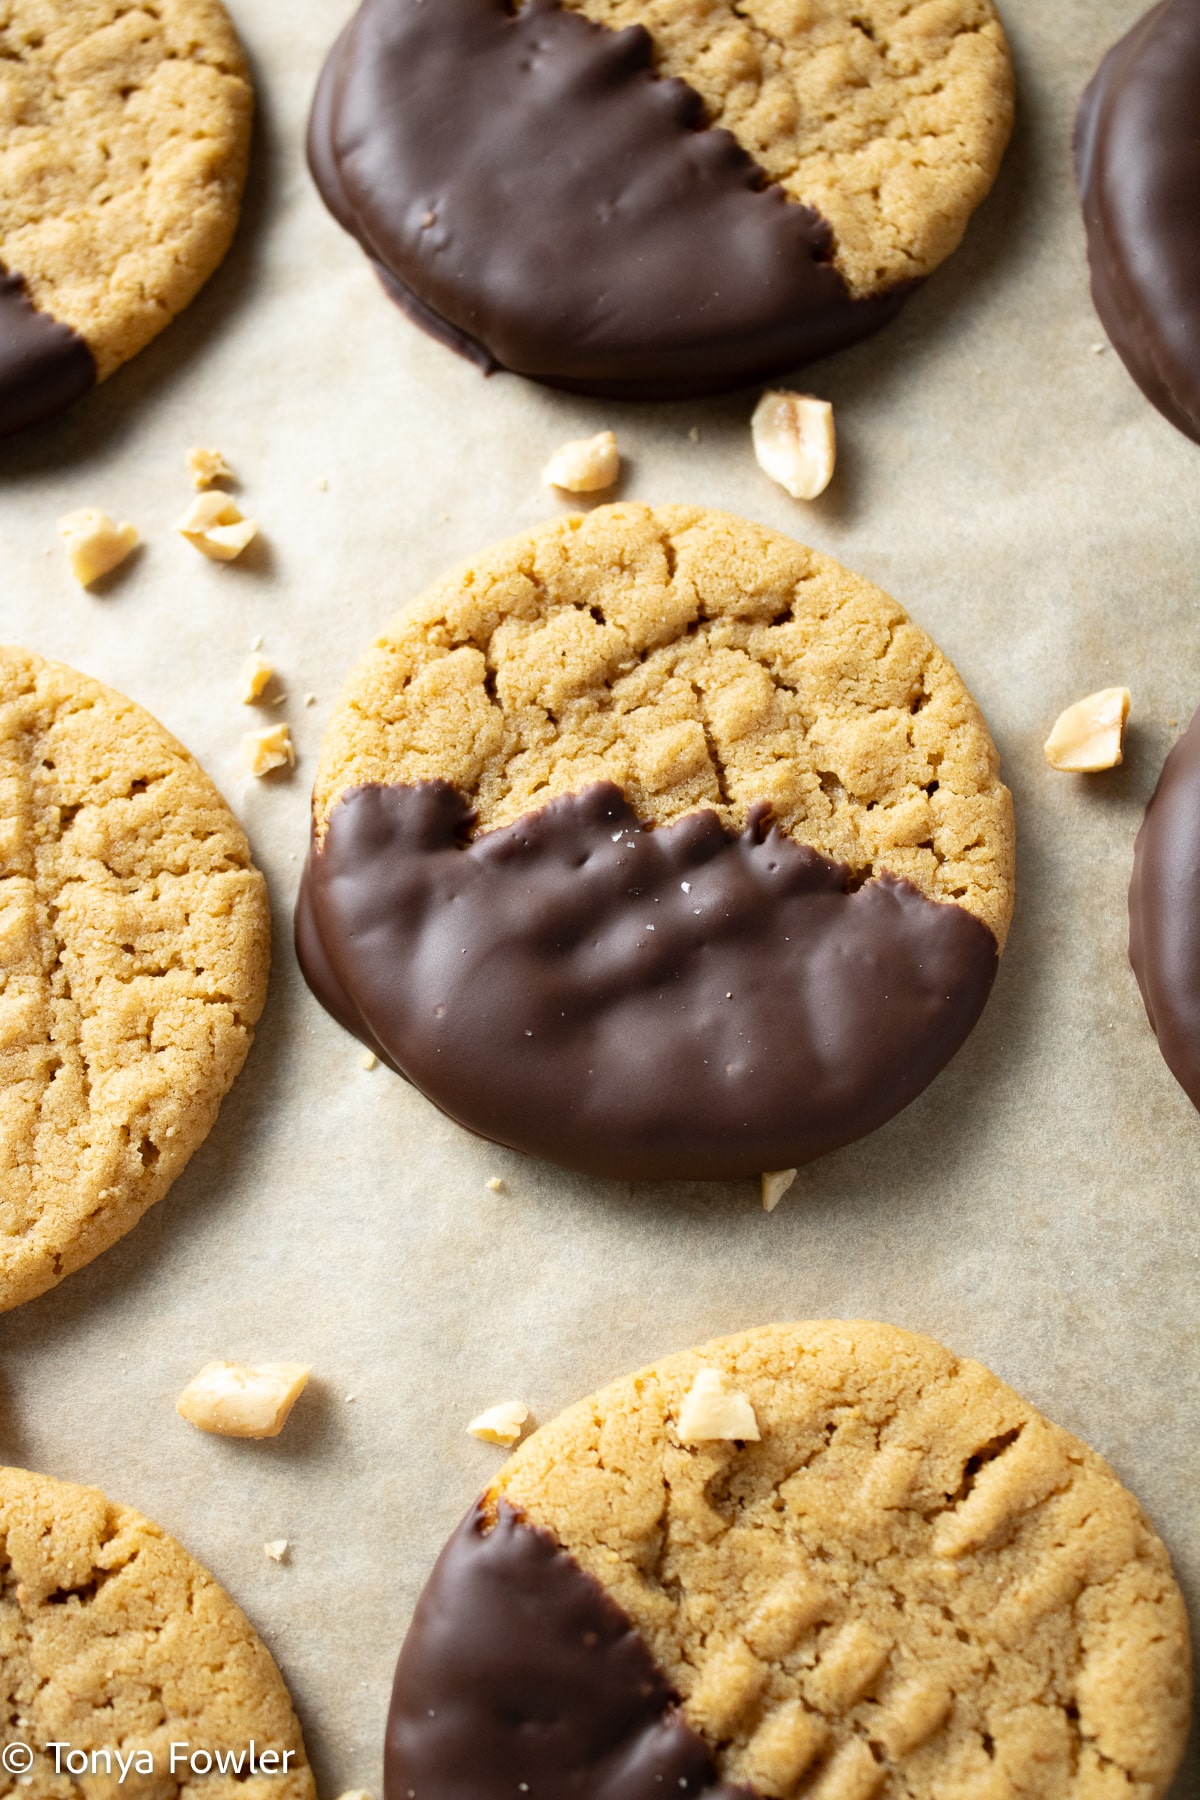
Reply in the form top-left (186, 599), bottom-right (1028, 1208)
top-left (187, 446), bottom-right (234, 489)
top-left (239, 653), bottom-right (274, 703)
top-left (761, 1168), bottom-right (797, 1213)
top-left (176, 491), bottom-right (258, 561)
top-left (677, 1366), bottom-right (761, 1444)
top-left (57, 509), bottom-right (138, 585)
top-left (467, 1400), bottom-right (529, 1445)
top-left (1044, 687), bottom-right (1130, 772)
top-left (542, 430), bottom-right (620, 493)
top-left (751, 391), bottom-right (836, 500)
top-left (243, 724), bottom-right (295, 778)
top-left (176, 1361), bottom-right (310, 1439)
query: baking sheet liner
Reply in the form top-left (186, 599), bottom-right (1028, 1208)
top-left (0, 0), bottom-right (1196, 1790)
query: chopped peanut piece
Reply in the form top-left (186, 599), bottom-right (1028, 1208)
top-left (486, 1177), bottom-right (505, 1193)
top-left (176, 1361), bottom-right (310, 1439)
top-left (333, 1791), bottom-right (374, 1800)
top-left (542, 430), bottom-right (620, 493)
top-left (176, 491), bottom-right (258, 561)
top-left (187, 446), bottom-right (234, 488)
top-left (239, 653), bottom-right (274, 703)
top-left (57, 509), bottom-right (139, 586)
top-left (761, 1169), bottom-right (798, 1213)
top-left (1044, 687), bottom-right (1131, 772)
top-left (751, 391), bottom-right (836, 500)
top-left (264, 1539), bottom-right (289, 1562)
top-left (677, 1366), bottom-right (761, 1444)
top-left (360, 1050), bottom-right (377, 1070)
top-left (467, 1400), bottom-right (529, 1445)
top-left (243, 724), bottom-right (295, 778)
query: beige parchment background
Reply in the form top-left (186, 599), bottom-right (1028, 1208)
top-left (0, 0), bottom-right (1197, 1791)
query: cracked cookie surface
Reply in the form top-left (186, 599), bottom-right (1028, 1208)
top-left (562, 0), bottom-right (1014, 297)
top-left (0, 647), bottom-right (269, 1312)
top-left (0, 1464), bottom-right (314, 1800)
top-left (0, 0), bottom-right (252, 386)
top-left (492, 1321), bottom-right (1191, 1799)
top-left (316, 504), bottom-right (1013, 946)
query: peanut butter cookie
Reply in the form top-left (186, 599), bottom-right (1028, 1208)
top-left (0, 647), bottom-right (269, 1311)
top-left (388, 1322), bottom-right (1191, 1800)
top-left (0, 0), bottom-right (253, 437)
top-left (297, 505), bottom-right (1014, 1181)
top-left (0, 1464), bottom-right (314, 1799)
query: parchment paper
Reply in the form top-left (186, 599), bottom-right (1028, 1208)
top-left (0, 0), bottom-right (1196, 1791)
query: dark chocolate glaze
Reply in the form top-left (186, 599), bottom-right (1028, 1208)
top-left (295, 781), bottom-right (998, 1181)
top-left (306, 0), bottom-right (911, 401)
top-left (1129, 705), bottom-right (1200, 1111)
top-left (386, 1500), bottom-right (753, 1800)
top-left (1075, 0), bottom-right (1200, 444)
top-left (0, 272), bottom-right (95, 438)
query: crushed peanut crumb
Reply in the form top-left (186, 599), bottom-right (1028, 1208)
top-left (360, 1050), bottom-right (377, 1070)
top-left (264, 1539), bottom-right (289, 1562)
top-left (486, 1177), bottom-right (504, 1193)
top-left (239, 653), bottom-right (274, 704)
top-left (176, 1361), bottom-right (311, 1439)
top-left (244, 724), bottom-right (295, 778)
top-left (542, 430), bottom-right (620, 493)
top-left (761, 1169), bottom-right (798, 1213)
top-left (176, 492), bottom-right (258, 561)
top-left (57, 509), bottom-right (139, 586)
top-left (187, 446), bottom-right (234, 489)
top-left (676, 1366), bottom-right (761, 1444)
top-left (467, 1400), bottom-right (529, 1445)
top-left (1044, 688), bottom-right (1130, 773)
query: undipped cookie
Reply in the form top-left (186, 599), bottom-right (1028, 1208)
top-left (0, 647), bottom-right (270, 1311)
top-left (0, 1464), bottom-right (314, 1798)
top-left (296, 504), bottom-right (1014, 1182)
top-left (0, 0), bottom-right (253, 437)
top-left (1075, 0), bottom-right (1200, 444)
top-left (387, 1322), bottom-right (1192, 1800)
top-left (308, 0), bottom-right (1014, 398)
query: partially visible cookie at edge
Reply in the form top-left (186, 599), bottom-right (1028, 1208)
top-left (297, 504), bottom-right (1014, 1181)
top-left (386, 1322), bottom-right (1191, 1800)
top-left (0, 646), bottom-right (270, 1311)
top-left (0, 0), bottom-right (253, 437)
top-left (0, 1463), bottom-right (314, 1799)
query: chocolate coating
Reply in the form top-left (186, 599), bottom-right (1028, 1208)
top-left (1129, 705), bottom-right (1200, 1110)
top-left (387, 1500), bottom-right (752, 1800)
top-left (1075, 0), bottom-right (1200, 444)
top-left (307, 0), bottom-right (909, 400)
top-left (295, 781), bottom-right (998, 1181)
top-left (0, 272), bottom-right (95, 438)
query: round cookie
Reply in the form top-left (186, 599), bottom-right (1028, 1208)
top-left (0, 647), bottom-right (269, 1311)
top-left (296, 504), bottom-right (1014, 1181)
top-left (0, 0), bottom-right (253, 438)
top-left (308, 0), bottom-right (1013, 399)
top-left (1128, 703), bottom-right (1200, 1110)
top-left (1075, 0), bottom-right (1200, 445)
top-left (0, 1464), bottom-right (314, 1798)
top-left (388, 1322), bottom-right (1192, 1800)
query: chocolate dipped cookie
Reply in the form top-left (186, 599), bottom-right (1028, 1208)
top-left (0, 1464), bottom-right (314, 1800)
top-left (0, 647), bottom-right (270, 1310)
top-left (0, 0), bottom-right (253, 437)
top-left (308, 0), bottom-right (1014, 399)
top-left (296, 506), bottom-right (1014, 1182)
top-left (387, 1323), bottom-right (1191, 1800)
top-left (1075, 0), bottom-right (1200, 445)
top-left (1129, 704), bottom-right (1200, 1113)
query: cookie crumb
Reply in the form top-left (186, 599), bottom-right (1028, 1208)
top-left (676, 1366), bottom-right (761, 1444)
top-left (761, 1168), bottom-right (797, 1213)
top-left (360, 1050), bottom-right (377, 1070)
top-left (187, 447), bottom-right (234, 489)
top-left (1091, 342), bottom-right (1107, 355)
top-left (243, 725), bottom-right (295, 778)
top-left (304, 692), bottom-right (317, 707)
top-left (333, 1790), bottom-right (374, 1800)
top-left (486, 1177), bottom-right (504, 1193)
top-left (250, 633), bottom-right (264, 651)
top-left (57, 509), bottom-right (139, 586)
top-left (239, 653), bottom-right (274, 704)
top-left (542, 430), bottom-right (620, 493)
top-left (176, 492), bottom-right (258, 561)
top-left (751, 391), bottom-right (836, 500)
top-left (264, 1539), bottom-right (289, 1562)
top-left (1044, 687), bottom-right (1130, 772)
top-left (467, 1400), bottom-right (529, 1445)
top-left (176, 1361), bottom-right (311, 1439)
